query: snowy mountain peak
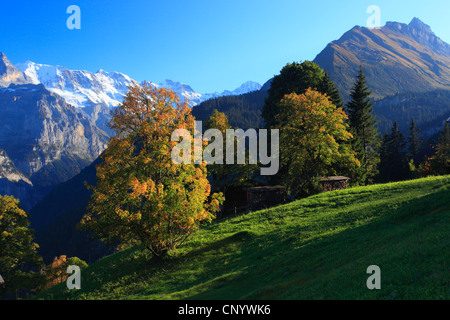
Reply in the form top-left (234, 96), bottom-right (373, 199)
top-left (232, 81), bottom-right (262, 95)
top-left (16, 61), bottom-right (136, 109)
top-left (16, 60), bottom-right (261, 109)
top-left (14, 59), bottom-right (261, 133)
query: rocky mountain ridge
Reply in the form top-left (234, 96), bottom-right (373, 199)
top-left (313, 17), bottom-right (450, 100)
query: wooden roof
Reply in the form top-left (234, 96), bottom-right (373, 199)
top-left (319, 176), bottom-right (350, 182)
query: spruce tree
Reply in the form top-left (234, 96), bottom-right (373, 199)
top-left (427, 122), bottom-right (450, 175)
top-left (346, 66), bottom-right (379, 185)
top-left (319, 71), bottom-right (343, 109)
top-left (377, 133), bottom-right (390, 182)
top-left (408, 117), bottom-right (422, 165)
top-left (378, 122), bottom-right (410, 182)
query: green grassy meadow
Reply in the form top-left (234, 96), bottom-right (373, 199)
top-left (33, 175), bottom-right (449, 300)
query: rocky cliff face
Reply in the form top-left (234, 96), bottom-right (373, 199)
top-left (0, 52), bottom-right (29, 87)
top-left (0, 83), bottom-right (109, 209)
top-left (313, 18), bottom-right (450, 100)
top-left (0, 148), bottom-right (36, 209)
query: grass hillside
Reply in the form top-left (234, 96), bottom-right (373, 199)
top-left (33, 176), bottom-right (449, 300)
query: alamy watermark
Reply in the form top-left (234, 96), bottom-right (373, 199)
top-left (67, 5), bottom-right (81, 30)
top-left (171, 121), bottom-right (280, 176)
top-left (366, 5), bottom-right (381, 29)
top-left (66, 265), bottom-right (81, 290)
top-left (366, 265), bottom-right (381, 290)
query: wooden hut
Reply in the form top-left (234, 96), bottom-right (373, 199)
top-left (223, 185), bottom-right (286, 216)
top-left (243, 185), bottom-right (286, 211)
top-left (319, 176), bottom-right (350, 192)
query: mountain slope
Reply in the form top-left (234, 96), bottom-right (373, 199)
top-left (374, 89), bottom-right (450, 135)
top-left (32, 175), bottom-right (450, 300)
top-left (30, 157), bottom-right (111, 264)
top-left (0, 82), bottom-right (109, 208)
top-left (192, 89), bottom-right (268, 129)
top-left (313, 18), bottom-right (450, 99)
top-left (192, 18), bottom-right (450, 135)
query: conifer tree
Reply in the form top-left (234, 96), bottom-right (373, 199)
top-left (319, 71), bottom-right (343, 109)
top-left (346, 66), bottom-right (379, 184)
top-left (204, 109), bottom-right (257, 194)
top-left (408, 118), bottom-right (422, 165)
top-left (378, 121), bottom-right (410, 182)
top-left (426, 122), bottom-right (450, 175)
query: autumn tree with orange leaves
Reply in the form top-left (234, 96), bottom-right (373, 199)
top-left (80, 82), bottom-right (223, 257)
top-left (275, 89), bottom-right (360, 197)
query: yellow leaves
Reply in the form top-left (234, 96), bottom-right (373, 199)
top-left (276, 88), bottom-right (359, 193)
top-left (80, 81), bottom-right (224, 256)
top-left (115, 208), bottom-right (130, 219)
top-left (130, 212), bottom-right (142, 221)
top-left (2, 230), bottom-right (11, 237)
top-left (129, 177), bottom-right (148, 199)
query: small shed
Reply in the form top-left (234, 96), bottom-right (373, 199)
top-left (319, 176), bottom-right (350, 192)
top-left (243, 185), bottom-right (286, 211)
top-left (223, 185), bottom-right (286, 216)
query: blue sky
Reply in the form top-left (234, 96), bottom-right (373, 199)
top-left (1, 0), bottom-right (449, 93)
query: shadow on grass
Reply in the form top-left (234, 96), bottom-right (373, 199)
top-left (33, 182), bottom-right (449, 300)
top-left (183, 187), bottom-right (449, 300)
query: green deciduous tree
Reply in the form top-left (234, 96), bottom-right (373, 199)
top-left (0, 195), bottom-right (43, 299)
top-left (262, 61), bottom-right (325, 128)
top-left (276, 89), bottom-right (359, 197)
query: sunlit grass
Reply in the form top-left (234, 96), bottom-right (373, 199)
top-left (32, 175), bottom-right (449, 300)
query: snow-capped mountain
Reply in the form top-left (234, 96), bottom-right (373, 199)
top-left (17, 61), bottom-right (261, 109)
top-left (16, 60), bottom-right (261, 135)
top-left (16, 61), bottom-right (135, 109)
top-left (201, 81), bottom-right (262, 101)
top-left (152, 79), bottom-right (203, 106)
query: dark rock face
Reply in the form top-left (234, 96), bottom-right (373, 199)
top-left (313, 18), bottom-right (450, 100)
top-left (0, 83), bottom-right (109, 209)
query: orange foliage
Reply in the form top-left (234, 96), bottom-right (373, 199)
top-left (81, 82), bottom-right (224, 256)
